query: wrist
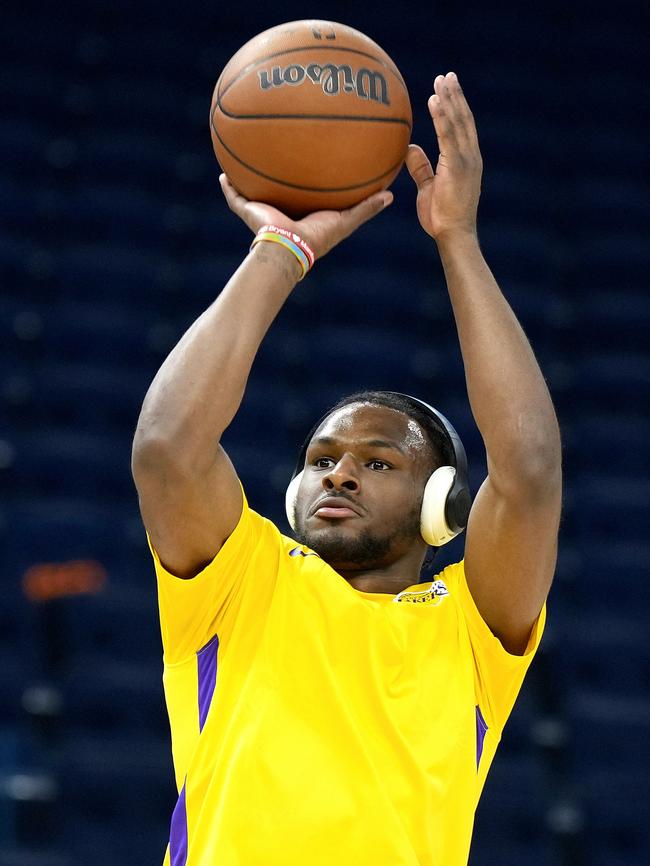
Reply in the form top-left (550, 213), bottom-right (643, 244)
top-left (249, 239), bottom-right (303, 284)
top-left (250, 224), bottom-right (315, 281)
top-left (434, 226), bottom-right (479, 252)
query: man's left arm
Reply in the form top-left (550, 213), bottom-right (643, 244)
top-left (407, 72), bottom-right (562, 655)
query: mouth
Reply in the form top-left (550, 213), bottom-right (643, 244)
top-left (310, 495), bottom-right (362, 520)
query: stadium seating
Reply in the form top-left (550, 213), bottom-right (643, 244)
top-left (1, 3), bottom-right (647, 865)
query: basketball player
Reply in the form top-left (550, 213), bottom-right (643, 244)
top-left (132, 72), bottom-right (561, 865)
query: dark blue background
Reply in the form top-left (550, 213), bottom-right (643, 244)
top-left (1, 1), bottom-right (648, 864)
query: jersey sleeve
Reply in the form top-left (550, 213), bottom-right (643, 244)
top-left (147, 485), bottom-right (278, 664)
top-left (443, 560), bottom-right (546, 733)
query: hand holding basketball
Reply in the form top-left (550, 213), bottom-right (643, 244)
top-left (406, 72), bottom-right (483, 241)
top-left (219, 173), bottom-right (392, 260)
top-left (210, 21), bottom-right (411, 217)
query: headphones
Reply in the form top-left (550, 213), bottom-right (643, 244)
top-left (285, 393), bottom-right (472, 547)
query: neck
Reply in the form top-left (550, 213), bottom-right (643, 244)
top-left (338, 545), bottom-right (427, 595)
top-left (345, 572), bottom-right (416, 595)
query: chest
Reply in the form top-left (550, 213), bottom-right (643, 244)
top-left (245, 566), bottom-right (475, 740)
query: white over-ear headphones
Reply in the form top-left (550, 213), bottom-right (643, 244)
top-left (285, 393), bottom-right (471, 547)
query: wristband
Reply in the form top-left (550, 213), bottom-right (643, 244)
top-left (250, 224), bottom-right (315, 280)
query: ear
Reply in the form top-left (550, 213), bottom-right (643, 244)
top-left (420, 466), bottom-right (459, 546)
top-left (285, 470), bottom-right (303, 530)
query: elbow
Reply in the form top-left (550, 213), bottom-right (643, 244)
top-left (519, 446), bottom-right (562, 499)
top-left (491, 421), bottom-right (562, 500)
top-left (131, 432), bottom-right (200, 497)
top-left (527, 417), bottom-right (562, 486)
top-left (518, 419), bottom-right (562, 481)
top-left (131, 429), bottom-right (176, 480)
top-left (131, 406), bottom-right (190, 477)
top-left (132, 423), bottom-right (221, 485)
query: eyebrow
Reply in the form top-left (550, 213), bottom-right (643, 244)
top-left (309, 436), bottom-right (406, 455)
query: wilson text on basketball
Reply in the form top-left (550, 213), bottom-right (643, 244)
top-left (258, 63), bottom-right (390, 105)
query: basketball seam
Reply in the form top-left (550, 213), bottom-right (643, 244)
top-left (210, 115), bottom-right (405, 192)
top-left (218, 45), bottom-right (409, 104)
top-left (212, 102), bottom-right (412, 128)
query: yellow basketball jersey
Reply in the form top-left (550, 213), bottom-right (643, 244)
top-left (148, 488), bottom-right (545, 866)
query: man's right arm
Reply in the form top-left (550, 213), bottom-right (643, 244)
top-left (132, 175), bottom-right (392, 580)
top-left (132, 241), bottom-right (302, 579)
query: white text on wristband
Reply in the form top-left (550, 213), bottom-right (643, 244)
top-left (250, 225), bottom-right (315, 280)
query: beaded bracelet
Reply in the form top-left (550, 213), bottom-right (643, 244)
top-left (250, 224), bottom-right (315, 280)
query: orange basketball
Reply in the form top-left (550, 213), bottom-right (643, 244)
top-left (210, 20), bottom-right (412, 217)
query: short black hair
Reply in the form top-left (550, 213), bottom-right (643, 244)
top-left (319, 390), bottom-right (456, 472)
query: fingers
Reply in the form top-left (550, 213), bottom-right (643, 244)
top-left (405, 144), bottom-right (434, 189)
top-left (428, 75), bottom-right (457, 155)
top-left (219, 173), bottom-right (248, 217)
top-left (338, 189), bottom-right (393, 236)
top-left (220, 173), bottom-right (269, 234)
top-left (428, 72), bottom-right (480, 163)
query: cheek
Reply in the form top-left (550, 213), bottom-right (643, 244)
top-left (402, 475), bottom-right (427, 516)
top-left (372, 476), bottom-right (422, 515)
top-left (295, 480), bottom-right (307, 515)
top-left (295, 474), bottom-right (317, 514)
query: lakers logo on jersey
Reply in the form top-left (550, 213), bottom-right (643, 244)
top-left (392, 579), bottom-right (450, 605)
top-left (289, 546), bottom-right (320, 558)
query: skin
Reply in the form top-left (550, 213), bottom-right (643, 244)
top-left (132, 72), bottom-right (561, 655)
top-left (293, 402), bottom-right (433, 594)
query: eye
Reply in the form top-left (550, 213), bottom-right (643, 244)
top-left (313, 457), bottom-right (335, 469)
top-left (368, 460), bottom-right (391, 471)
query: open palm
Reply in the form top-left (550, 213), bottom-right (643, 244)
top-left (219, 175), bottom-right (393, 260)
top-left (405, 72), bottom-right (482, 240)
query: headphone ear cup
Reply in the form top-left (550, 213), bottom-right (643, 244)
top-left (420, 466), bottom-right (459, 547)
top-left (285, 471), bottom-right (303, 531)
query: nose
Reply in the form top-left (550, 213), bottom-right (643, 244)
top-left (322, 454), bottom-right (359, 493)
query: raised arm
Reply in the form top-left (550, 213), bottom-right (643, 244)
top-left (406, 72), bottom-right (562, 654)
top-left (131, 180), bottom-right (392, 579)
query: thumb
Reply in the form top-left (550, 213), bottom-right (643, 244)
top-left (405, 144), bottom-right (434, 189)
top-left (337, 189), bottom-right (393, 238)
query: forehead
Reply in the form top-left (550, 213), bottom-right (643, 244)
top-left (311, 402), bottom-right (429, 457)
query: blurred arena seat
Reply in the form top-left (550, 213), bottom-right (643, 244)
top-left (0, 3), bottom-right (647, 865)
top-left (472, 753), bottom-right (549, 864)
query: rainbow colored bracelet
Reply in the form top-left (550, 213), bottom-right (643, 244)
top-left (250, 224), bottom-right (315, 280)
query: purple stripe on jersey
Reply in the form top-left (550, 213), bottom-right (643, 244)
top-left (169, 781), bottom-right (188, 866)
top-left (197, 634), bottom-right (219, 732)
top-left (475, 705), bottom-right (488, 768)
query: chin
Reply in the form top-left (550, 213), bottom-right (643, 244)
top-left (295, 522), bottom-right (394, 571)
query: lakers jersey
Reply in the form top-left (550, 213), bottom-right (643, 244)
top-left (148, 487), bottom-right (545, 865)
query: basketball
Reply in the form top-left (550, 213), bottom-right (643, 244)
top-left (210, 20), bottom-right (412, 217)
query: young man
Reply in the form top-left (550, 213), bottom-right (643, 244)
top-left (132, 72), bottom-right (562, 866)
